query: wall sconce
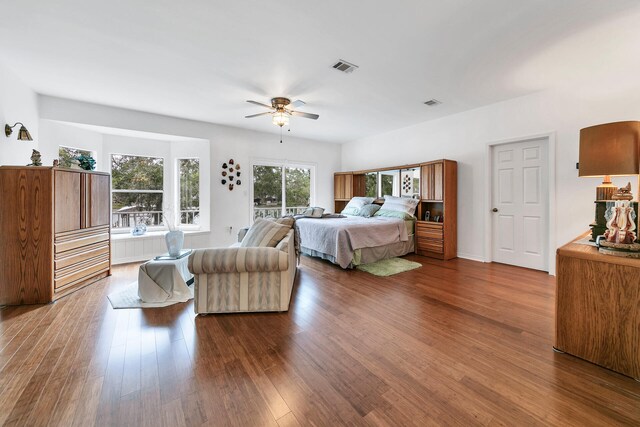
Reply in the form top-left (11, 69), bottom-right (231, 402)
top-left (5, 122), bottom-right (33, 141)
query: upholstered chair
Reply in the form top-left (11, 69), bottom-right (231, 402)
top-left (188, 224), bottom-right (297, 314)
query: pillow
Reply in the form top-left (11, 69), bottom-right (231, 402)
top-left (341, 207), bottom-right (361, 216)
top-left (301, 207), bottom-right (325, 218)
top-left (374, 209), bottom-right (415, 220)
top-left (344, 197), bottom-right (374, 210)
top-left (380, 195), bottom-right (419, 215)
top-left (341, 197), bottom-right (374, 216)
top-left (270, 216), bottom-right (295, 228)
top-left (358, 204), bottom-right (381, 218)
top-left (241, 218), bottom-right (291, 247)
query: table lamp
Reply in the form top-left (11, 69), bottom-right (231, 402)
top-left (579, 121), bottom-right (640, 201)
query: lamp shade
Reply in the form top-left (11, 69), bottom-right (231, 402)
top-left (17, 125), bottom-right (33, 141)
top-left (579, 121), bottom-right (640, 177)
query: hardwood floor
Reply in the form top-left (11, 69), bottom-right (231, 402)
top-left (1, 254), bottom-right (639, 426)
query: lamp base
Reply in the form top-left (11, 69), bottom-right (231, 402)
top-left (595, 175), bottom-right (617, 200)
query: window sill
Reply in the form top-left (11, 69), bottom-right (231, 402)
top-left (111, 230), bottom-right (210, 241)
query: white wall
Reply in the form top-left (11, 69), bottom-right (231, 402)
top-left (342, 81), bottom-right (640, 267)
top-left (0, 63), bottom-right (39, 165)
top-left (38, 95), bottom-right (342, 248)
top-left (39, 120), bottom-right (104, 169)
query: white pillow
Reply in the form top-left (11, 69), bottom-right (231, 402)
top-left (302, 207), bottom-right (325, 218)
top-left (381, 195), bottom-right (419, 215)
top-left (344, 197), bottom-right (374, 210)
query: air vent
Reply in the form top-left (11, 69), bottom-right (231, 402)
top-left (332, 59), bottom-right (359, 73)
top-left (424, 99), bottom-right (442, 106)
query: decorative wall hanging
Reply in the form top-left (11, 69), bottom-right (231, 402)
top-left (221, 159), bottom-right (241, 190)
top-left (402, 174), bottom-right (412, 193)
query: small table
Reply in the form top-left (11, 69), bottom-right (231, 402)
top-left (138, 250), bottom-right (194, 304)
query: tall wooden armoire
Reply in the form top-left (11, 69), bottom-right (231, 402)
top-left (0, 166), bottom-right (111, 305)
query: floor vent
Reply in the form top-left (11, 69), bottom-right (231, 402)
top-left (332, 60), bottom-right (359, 73)
top-left (424, 99), bottom-right (442, 106)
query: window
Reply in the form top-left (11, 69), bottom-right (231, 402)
top-left (111, 154), bottom-right (164, 229)
top-left (58, 146), bottom-right (93, 168)
top-left (178, 158), bottom-right (200, 225)
top-left (252, 162), bottom-right (313, 220)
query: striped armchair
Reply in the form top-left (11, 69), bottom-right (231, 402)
top-left (188, 229), bottom-right (297, 314)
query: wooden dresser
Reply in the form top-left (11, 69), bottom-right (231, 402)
top-left (555, 234), bottom-right (640, 380)
top-left (0, 166), bottom-right (111, 305)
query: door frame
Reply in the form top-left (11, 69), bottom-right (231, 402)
top-left (483, 132), bottom-right (557, 275)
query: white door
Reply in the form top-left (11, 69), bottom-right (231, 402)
top-left (491, 138), bottom-right (548, 271)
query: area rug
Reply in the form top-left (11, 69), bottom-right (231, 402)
top-left (107, 282), bottom-right (194, 309)
top-left (356, 257), bottom-right (422, 276)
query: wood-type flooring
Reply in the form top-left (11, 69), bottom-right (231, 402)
top-left (1, 254), bottom-right (639, 426)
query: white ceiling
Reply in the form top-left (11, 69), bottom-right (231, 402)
top-left (2, 0), bottom-right (640, 143)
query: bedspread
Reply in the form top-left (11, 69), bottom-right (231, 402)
top-left (296, 216), bottom-right (408, 268)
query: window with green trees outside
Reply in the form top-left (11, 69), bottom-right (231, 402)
top-left (253, 163), bottom-right (313, 220)
top-left (111, 154), bottom-right (164, 229)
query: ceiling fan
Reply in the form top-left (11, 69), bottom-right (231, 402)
top-left (245, 97), bottom-right (319, 128)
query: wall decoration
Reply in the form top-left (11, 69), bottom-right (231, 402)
top-left (221, 159), bottom-right (242, 190)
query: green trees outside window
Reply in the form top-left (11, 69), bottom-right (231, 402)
top-left (253, 164), bottom-right (312, 220)
top-left (111, 154), bottom-right (164, 228)
top-left (179, 159), bottom-right (200, 225)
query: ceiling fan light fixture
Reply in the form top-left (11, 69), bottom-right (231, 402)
top-left (272, 112), bottom-right (289, 127)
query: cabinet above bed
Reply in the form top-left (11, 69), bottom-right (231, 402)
top-left (333, 159), bottom-right (457, 260)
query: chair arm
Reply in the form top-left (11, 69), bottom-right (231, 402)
top-left (188, 247), bottom-right (288, 274)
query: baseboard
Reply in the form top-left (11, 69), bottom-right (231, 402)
top-left (457, 252), bottom-right (486, 263)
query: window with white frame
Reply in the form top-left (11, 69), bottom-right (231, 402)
top-left (111, 154), bottom-right (164, 229)
top-left (178, 158), bottom-right (200, 225)
top-left (252, 162), bottom-right (314, 220)
top-left (58, 146), bottom-right (93, 168)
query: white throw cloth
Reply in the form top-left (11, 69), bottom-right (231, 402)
top-left (138, 258), bottom-right (193, 303)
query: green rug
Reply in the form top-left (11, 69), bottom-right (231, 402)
top-left (356, 257), bottom-right (422, 276)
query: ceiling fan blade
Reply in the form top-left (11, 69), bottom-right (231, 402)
top-left (245, 112), bottom-right (273, 118)
top-left (288, 99), bottom-right (306, 109)
top-left (290, 111), bottom-right (319, 120)
top-left (246, 100), bottom-right (274, 109)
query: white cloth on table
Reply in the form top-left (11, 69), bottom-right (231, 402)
top-left (137, 257), bottom-right (193, 304)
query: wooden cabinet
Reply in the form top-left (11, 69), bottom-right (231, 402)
top-left (0, 167), bottom-right (111, 305)
top-left (555, 235), bottom-right (640, 380)
top-left (416, 160), bottom-right (457, 260)
top-left (421, 162), bottom-right (443, 201)
top-left (334, 173), bottom-right (353, 200)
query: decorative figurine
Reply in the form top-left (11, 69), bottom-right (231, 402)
top-left (131, 223), bottom-right (147, 236)
top-left (76, 154), bottom-right (96, 171)
top-left (597, 200), bottom-right (640, 258)
top-left (27, 149), bottom-right (42, 166)
top-left (604, 201), bottom-right (637, 244)
top-left (612, 182), bottom-right (633, 201)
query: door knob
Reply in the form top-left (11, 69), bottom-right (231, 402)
top-left (492, 208), bottom-right (498, 212)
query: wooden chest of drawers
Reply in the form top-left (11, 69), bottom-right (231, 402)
top-left (0, 167), bottom-right (111, 305)
top-left (415, 221), bottom-right (445, 257)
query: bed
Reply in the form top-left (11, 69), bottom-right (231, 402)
top-left (296, 215), bottom-right (415, 268)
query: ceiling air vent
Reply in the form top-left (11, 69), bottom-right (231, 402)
top-left (332, 59), bottom-right (359, 73)
top-left (424, 99), bottom-right (442, 106)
